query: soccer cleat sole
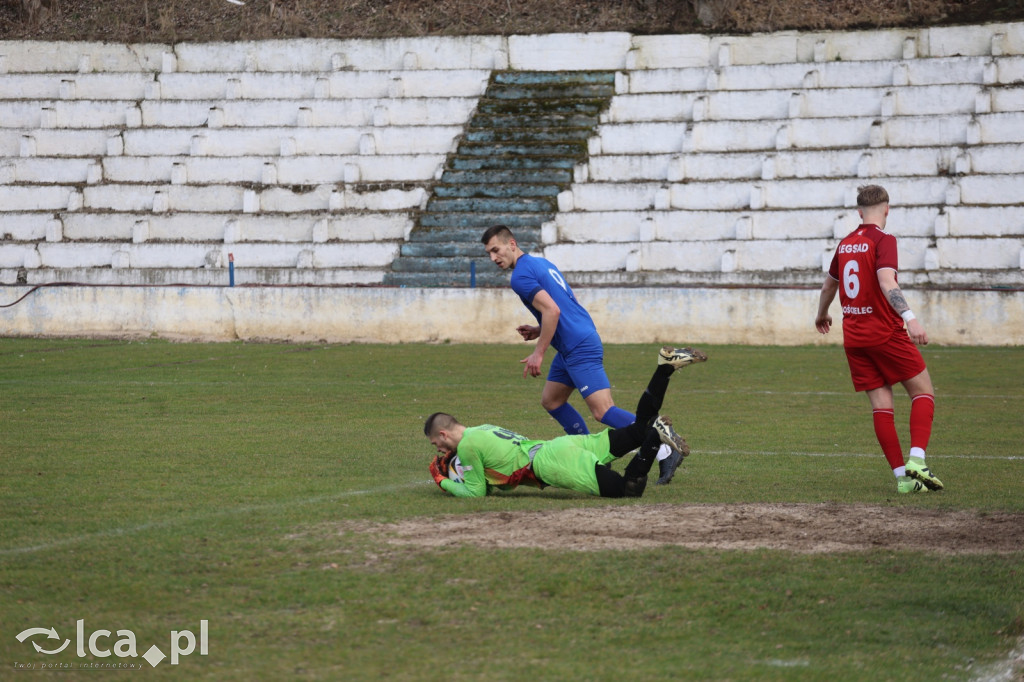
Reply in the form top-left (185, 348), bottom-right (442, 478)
top-left (658, 346), bottom-right (708, 369)
top-left (653, 416), bottom-right (689, 457)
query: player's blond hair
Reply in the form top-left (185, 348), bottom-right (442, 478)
top-left (856, 185), bottom-right (889, 208)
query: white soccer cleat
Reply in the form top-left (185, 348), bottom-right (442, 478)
top-left (658, 346), bottom-right (708, 369)
top-left (653, 416), bottom-right (689, 457)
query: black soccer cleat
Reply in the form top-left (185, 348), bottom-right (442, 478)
top-left (655, 447), bottom-right (685, 485)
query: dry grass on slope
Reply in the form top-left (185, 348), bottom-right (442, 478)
top-left (2, 0), bottom-right (1021, 44)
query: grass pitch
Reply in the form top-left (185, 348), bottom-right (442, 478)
top-left (1, 338), bottom-right (1022, 680)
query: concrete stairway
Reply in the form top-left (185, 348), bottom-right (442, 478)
top-left (384, 71), bottom-right (615, 287)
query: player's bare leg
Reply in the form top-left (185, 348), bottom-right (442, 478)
top-left (542, 381), bottom-right (589, 435)
top-left (581, 388), bottom-right (615, 422)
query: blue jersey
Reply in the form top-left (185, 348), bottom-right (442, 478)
top-left (510, 253), bottom-right (597, 354)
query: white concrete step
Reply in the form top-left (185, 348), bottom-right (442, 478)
top-left (118, 125), bottom-right (461, 156)
top-left (551, 206), bottom-right (1021, 245)
top-left (586, 146), bottom-right (968, 182)
top-left (0, 185), bottom-right (75, 211)
top-left (931, 237), bottom-right (1024, 269)
top-left (543, 237), bottom-right (833, 273)
top-left (171, 37), bottom-right (504, 72)
top-left (552, 208), bottom-right (847, 242)
top-left (0, 73), bottom-right (154, 99)
top-left (102, 156), bottom-right (267, 184)
top-left (99, 153), bottom-right (445, 184)
top-left (551, 206), bottom-right (946, 243)
top-left (541, 234), bottom-right (1023, 274)
top-left (622, 55), bottom-right (1024, 96)
top-left (0, 266), bottom-right (389, 286)
top-left (0, 41), bottom-right (165, 73)
top-left (6, 129), bottom-right (112, 157)
top-left (967, 142), bottom-right (1024, 173)
top-left (979, 111), bottom-right (1024, 143)
top-left (1, 240), bottom-right (402, 271)
top-left (998, 56), bottom-right (1024, 82)
top-left (275, 154), bottom-right (444, 183)
top-left (82, 184), bottom-right (246, 212)
top-left (55, 212), bottom-right (412, 242)
top-left (569, 175), bottom-right (1015, 212)
top-left (925, 23), bottom-right (1024, 58)
top-left (2, 157), bottom-right (99, 183)
top-left (75, 183), bottom-right (426, 213)
top-left (958, 174), bottom-right (1024, 204)
top-left (139, 96), bottom-right (477, 128)
top-left (596, 112), bottom-right (1024, 154)
top-left (150, 70), bottom-right (489, 100)
top-left (0, 97), bottom-right (475, 129)
top-left (0, 212), bottom-right (53, 241)
top-left (944, 206), bottom-right (1024, 236)
top-left (0, 100), bottom-right (141, 128)
top-left (605, 84), bottom-right (995, 123)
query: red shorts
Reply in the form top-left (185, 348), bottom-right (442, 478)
top-left (844, 333), bottom-right (927, 392)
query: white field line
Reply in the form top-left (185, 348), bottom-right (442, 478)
top-left (687, 389), bottom-right (1024, 400)
top-left (699, 450), bottom-right (1024, 460)
top-left (0, 379), bottom-right (1021, 402)
top-left (0, 480), bottom-right (428, 558)
top-left (970, 636), bottom-right (1024, 682)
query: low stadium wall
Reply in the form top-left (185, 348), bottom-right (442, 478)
top-left (2, 284), bottom-right (1021, 345)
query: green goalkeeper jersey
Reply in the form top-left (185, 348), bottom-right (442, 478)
top-left (439, 425), bottom-right (610, 498)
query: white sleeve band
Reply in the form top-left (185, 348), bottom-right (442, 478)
top-left (901, 310), bottom-right (916, 322)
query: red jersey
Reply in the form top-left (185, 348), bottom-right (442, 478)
top-left (827, 224), bottom-right (905, 348)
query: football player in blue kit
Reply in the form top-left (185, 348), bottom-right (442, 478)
top-left (481, 225), bottom-right (706, 484)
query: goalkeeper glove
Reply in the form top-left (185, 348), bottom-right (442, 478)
top-left (429, 456), bottom-right (446, 487)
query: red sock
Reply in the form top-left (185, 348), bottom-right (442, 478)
top-left (910, 394), bottom-right (935, 453)
top-left (872, 409), bottom-right (904, 470)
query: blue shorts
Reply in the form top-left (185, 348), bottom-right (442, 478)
top-left (547, 333), bottom-right (611, 399)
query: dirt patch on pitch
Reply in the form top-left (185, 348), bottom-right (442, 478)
top-left (361, 503), bottom-right (1024, 554)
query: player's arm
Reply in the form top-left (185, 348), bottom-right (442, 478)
top-left (437, 448), bottom-right (488, 498)
top-left (439, 477), bottom-right (487, 498)
top-left (877, 268), bottom-right (928, 345)
top-left (814, 276), bottom-right (839, 334)
top-left (521, 290), bottom-right (560, 378)
top-left (516, 324), bottom-right (540, 341)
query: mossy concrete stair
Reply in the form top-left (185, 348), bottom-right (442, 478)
top-left (384, 70), bottom-right (614, 287)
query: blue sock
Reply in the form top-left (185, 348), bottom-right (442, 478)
top-left (599, 405), bottom-right (635, 429)
top-left (548, 403), bottom-right (589, 435)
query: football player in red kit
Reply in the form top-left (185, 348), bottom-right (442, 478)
top-left (815, 185), bottom-right (944, 494)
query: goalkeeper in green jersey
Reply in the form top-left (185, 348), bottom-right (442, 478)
top-left (424, 346), bottom-right (706, 499)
